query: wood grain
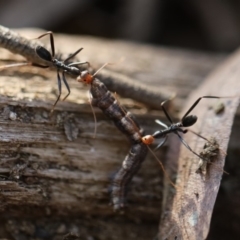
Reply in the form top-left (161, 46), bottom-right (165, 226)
top-left (159, 48), bottom-right (240, 240)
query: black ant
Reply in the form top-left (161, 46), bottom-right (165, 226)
top-left (33, 32), bottom-right (90, 109)
top-left (142, 96), bottom-right (227, 161)
top-left (77, 67), bottom-right (180, 210)
top-left (1, 31), bottom-right (90, 110)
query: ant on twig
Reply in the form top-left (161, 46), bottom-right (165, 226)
top-left (1, 31), bottom-right (90, 110)
top-left (32, 32), bottom-right (90, 109)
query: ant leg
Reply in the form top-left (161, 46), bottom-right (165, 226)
top-left (184, 129), bottom-right (210, 142)
top-left (161, 100), bottom-right (173, 124)
top-left (68, 61), bottom-right (90, 68)
top-left (35, 31), bottom-right (55, 58)
top-left (181, 96), bottom-right (221, 121)
top-left (154, 135), bottom-right (168, 150)
top-left (175, 131), bottom-right (207, 161)
top-left (61, 72), bottom-right (70, 101)
top-left (64, 48), bottom-right (83, 63)
top-left (155, 119), bottom-right (168, 129)
top-left (183, 128), bottom-right (227, 156)
top-left (52, 70), bottom-right (62, 110)
top-left (178, 128), bottom-right (208, 140)
top-left (176, 131), bottom-right (228, 174)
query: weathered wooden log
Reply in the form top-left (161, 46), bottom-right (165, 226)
top-left (158, 48), bottom-right (240, 239)
top-left (0, 28), bottom-right (233, 239)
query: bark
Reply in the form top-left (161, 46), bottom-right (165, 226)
top-left (0, 28), bottom-right (234, 240)
top-left (159, 48), bottom-right (240, 239)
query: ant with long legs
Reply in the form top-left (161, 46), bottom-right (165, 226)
top-left (77, 67), bottom-right (222, 209)
top-left (142, 96), bottom-right (233, 164)
top-left (78, 63), bottom-right (236, 210)
top-left (33, 32), bottom-right (91, 109)
top-left (1, 31), bottom-right (90, 110)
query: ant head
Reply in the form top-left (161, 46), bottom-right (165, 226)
top-left (35, 46), bottom-right (52, 62)
top-left (182, 115), bottom-right (198, 127)
top-left (142, 135), bottom-right (154, 145)
top-left (77, 70), bottom-right (93, 84)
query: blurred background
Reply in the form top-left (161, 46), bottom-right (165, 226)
top-left (1, 0), bottom-right (240, 52)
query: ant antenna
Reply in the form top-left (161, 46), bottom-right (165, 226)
top-left (93, 62), bottom-right (110, 77)
top-left (0, 62), bottom-right (31, 70)
top-left (92, 59), bottom-right (124, 77)
top-left (93, 58), bottom-right (124, 77)
top-left (147, 146), bottom-right (176, 188)
top-left (33, 31), bottom-right (55, 57)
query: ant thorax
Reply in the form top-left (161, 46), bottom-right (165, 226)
top-left (52, 59), bottom-right (59, 64)
top-left (152, 130), bottom-right (166, 139)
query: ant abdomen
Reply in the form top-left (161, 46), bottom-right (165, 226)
top-left (35, 46), bottom-right (52, 61)
top-left (182, 115), bottom-right (198, 127)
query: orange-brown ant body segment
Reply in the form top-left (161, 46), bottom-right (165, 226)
top-left (142, 135), bottom-right (154, 145)
top-left (78, 70), bottom-right (93, 84)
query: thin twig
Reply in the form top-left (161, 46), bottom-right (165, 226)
top-left (0, 25), bottom-right (50, 66)
top-left (0, 25), bottom-right (174, 109)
